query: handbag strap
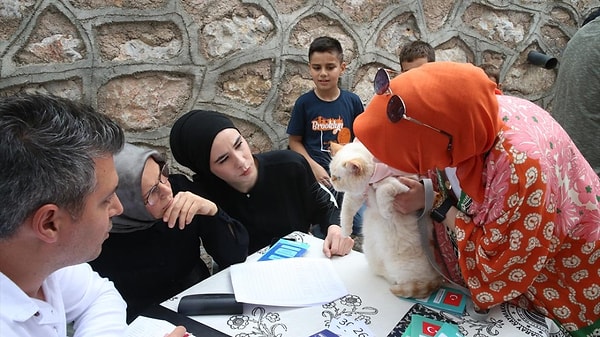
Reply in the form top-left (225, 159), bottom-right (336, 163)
top-left (418, 178), bottom-right (490, 321)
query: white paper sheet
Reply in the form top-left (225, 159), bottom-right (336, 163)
top-left (125, 316), bottom-right (195, 337)
top-left (230, 257), bottom-right (348, 307)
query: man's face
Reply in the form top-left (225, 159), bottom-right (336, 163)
top-left (64, 156), bottom-right (123, 263)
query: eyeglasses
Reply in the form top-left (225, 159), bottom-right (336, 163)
top-left (143, 163), bottom-right (170, 206)
top-left (373, 68), bottom-right (400, 95)
top-left (373, 68), bottom-right (453, 152)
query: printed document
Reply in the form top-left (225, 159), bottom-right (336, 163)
top-left (230, 257), bottom-right (348, 306)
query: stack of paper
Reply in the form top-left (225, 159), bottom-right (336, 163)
top-left (230, 257), bottom-right (348, 307)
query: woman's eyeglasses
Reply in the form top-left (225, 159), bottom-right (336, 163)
top-left (143, 163), bottom-right (170, 206)
top-left (373, 68), bottom-right (453, 152)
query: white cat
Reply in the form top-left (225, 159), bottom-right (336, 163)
top-left (329, 141), bottom-right (443, 299)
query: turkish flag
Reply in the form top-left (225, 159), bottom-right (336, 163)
top-left (443, 291), bottom-right (463, 307)
top-left (421, 321), bottom-right (441, 336)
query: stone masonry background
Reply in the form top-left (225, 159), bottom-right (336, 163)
top-left (1, 0), bottom-right (599, 174)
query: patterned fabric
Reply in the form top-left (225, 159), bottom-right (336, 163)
top-left (388, 302), bottom-right (570, 337)
top-left (429, 168), bottom-right (466, 287)
top-left (456, 95), bottom-right (600, 336)
top-left (353, 61), bottom-right (600, 336)
top-left (432, 221), bottom-right (465, 287)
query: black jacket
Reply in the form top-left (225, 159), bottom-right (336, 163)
top-left (90, 174), bottom-right (248, 322)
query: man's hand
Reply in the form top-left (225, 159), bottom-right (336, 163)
top-left (392, 177), bottom-right (425, 214)
top-left (163, 191), bottom-right (218, 229)
top-left (322, 225), bottom-right (354, 258)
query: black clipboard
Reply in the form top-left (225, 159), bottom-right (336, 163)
top-left (140, 303), bottom-right (230, 337)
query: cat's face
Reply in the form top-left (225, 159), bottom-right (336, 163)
top-left (329, 142), bottom-right (375, 193)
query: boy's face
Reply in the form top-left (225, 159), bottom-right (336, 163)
top-left (401, 57), bottom-right (429, 72)
top-left (309, 51), bottom-right (346, 93)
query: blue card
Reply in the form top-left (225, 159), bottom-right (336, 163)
top-left (434, 323), bottom-right (463, 337)
top-left (410, 314), bottom-right (444, 337)
top-left (258, 238), bottom-right (309, 261)
top-left (308, 329), bottom-right (339, 337)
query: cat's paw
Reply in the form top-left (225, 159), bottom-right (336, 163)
top-left (339, 221), bottom-right (353, 237)
top-left (374, 177), bottom-right (407, 219)
top-left (389, 278), bottom-right (443, 299)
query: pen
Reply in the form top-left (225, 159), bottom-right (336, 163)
top-left (269, 236), bottom-right (296, 247)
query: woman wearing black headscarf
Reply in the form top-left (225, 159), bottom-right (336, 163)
top-left (90, 143), bottom-right (248, 322)
top-left (169, 110), bottom-right (354, 256)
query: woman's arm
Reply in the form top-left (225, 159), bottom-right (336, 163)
top-left (169, 174), bottom-right (249, 268)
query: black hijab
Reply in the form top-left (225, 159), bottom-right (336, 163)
top-left (170, 110), bottom-right (238, 179)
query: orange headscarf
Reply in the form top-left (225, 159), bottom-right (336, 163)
top-left (354, 62), bottom-right (501, 203)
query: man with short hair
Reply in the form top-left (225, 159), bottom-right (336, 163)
top-left (0, 93), bottom-right (187, 337)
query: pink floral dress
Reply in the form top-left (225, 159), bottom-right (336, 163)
top-left (455, 95), bottom-right (600, 336)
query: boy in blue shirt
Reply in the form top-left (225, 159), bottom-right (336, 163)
top-left (287, 36), bottom-right (364, 243)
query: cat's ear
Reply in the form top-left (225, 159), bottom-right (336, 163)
top-left (330, 142), bottom-right (343, 156)
top-left (348, 160), bottom-right (363, 175)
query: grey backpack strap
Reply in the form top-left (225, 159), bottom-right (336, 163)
top-left (417, 178), bottom-right (490, 321)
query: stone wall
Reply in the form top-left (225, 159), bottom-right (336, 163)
top-left (1, 0), bottom-right (599, 168)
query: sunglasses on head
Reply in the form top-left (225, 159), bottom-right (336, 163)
top-left (373, 68), bottom-right (453, 152)
top-left (143, 162), bottom-right (170, 206)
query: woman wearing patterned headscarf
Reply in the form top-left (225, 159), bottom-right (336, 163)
top-left (90, 143), bottom-right (248, 322)
top-left (353, 62), bottom-right (600, 336)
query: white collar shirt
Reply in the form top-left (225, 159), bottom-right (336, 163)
top-left (0, 263), bottom-right (127, 337)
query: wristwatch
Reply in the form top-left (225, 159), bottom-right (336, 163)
top-left (431, 197), bottom-right (455, 223)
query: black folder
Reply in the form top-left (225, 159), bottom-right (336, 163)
top-left (140, 303), bottom-right (230, 337)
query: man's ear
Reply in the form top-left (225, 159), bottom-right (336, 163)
top-left (330, 142), bottom-right (343, 156)
top-left (30, 204), bottom-right (62, 244)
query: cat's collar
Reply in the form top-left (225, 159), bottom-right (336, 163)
top-left (369, 162), bottom-right (405, 185)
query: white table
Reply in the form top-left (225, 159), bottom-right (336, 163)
top-left (160, 231), bottom-right (567, 337)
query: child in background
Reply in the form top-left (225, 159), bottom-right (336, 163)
top-left (287, 36), bottom-right (364, 243)
top-left (398, 40), bottom-right (435, 72)
top-left (478, 63), bottom-right (503, 94)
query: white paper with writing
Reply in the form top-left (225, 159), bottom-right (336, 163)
top-left (230, 257), bottom-right (348, 306)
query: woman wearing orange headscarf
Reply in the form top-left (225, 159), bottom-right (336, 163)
top-left (354, 62), bottom-right (600, 336)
